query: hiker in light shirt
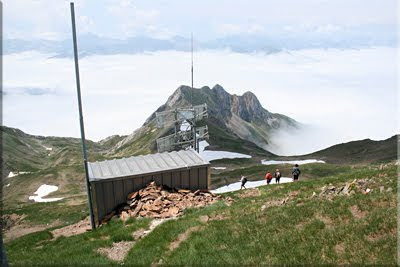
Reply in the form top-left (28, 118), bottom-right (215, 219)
top-left (274, 169), bottom-right (282, 184)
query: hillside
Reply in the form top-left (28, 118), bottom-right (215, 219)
top-left (2, 129), bottom-right (397, 208)
top-left (1, 126), bottom-right (125, 213)
top-left (303, 135), bottom-right (399, 164)
top-left (1, 126), bottom-right (124, 178)
top-left (2, 120), bottom-right (398, 265)
top-left (208, 135), bottom-right (398, 189)
top-left (4, 162), bottom-right (397, 265)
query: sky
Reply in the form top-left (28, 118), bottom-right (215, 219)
top-left (2, 0), bottom-right (399, 155)
top-left (3, 0), bottom-right (398, 42)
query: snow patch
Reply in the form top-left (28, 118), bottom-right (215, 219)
top-left (212, 167), bottom-right (227, 170)
top-left (261, 159), bottom-right (325, 165)
top-left (44, 146), bottom-right (53, 151)
top-left (211, 177), bottom-right (293, 194)
top-left (198, 141), bottom-right (251, 162)
top-left (7, 172), bottom-right (18, 178)
top-left (201, 151), bottom-right (251, 162)
top-left (29, 184), bottom-right (63, 203)
top-left (5, 184), bottom-right (10, 187)
top-left (7, 171), bottom-right (31, 178)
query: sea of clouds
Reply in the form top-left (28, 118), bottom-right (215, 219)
top-left (3, 47), bottom-right (398, 155)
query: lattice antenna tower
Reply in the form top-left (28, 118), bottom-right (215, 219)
top-left (155, 33), bottom-right (209, 153)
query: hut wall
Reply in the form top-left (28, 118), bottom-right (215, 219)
top-left (91, 166), bottom-right (209, 225)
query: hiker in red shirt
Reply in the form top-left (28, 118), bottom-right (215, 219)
top-left (265, 171), bottom-right (273, 185)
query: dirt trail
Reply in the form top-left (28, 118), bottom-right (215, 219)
top-left (168, 226), bottom-right (202, 252)
top-left (154, 225), bottom-right (203, 265)
top-left (132, 218), bottom-right (175, 240)
top-left (239, 188), bottom-right (260, 198)
top-left (98, 241), bottom-right (134, 262)
top-left (51, 217), bottom-right (91, 239)
top-left (349, 205), bottom-right (367, 219)
top-left (98, 218), bottom-right (175, 262)
top-left (4, 224), bottom-right (51, 242)
top-left (3, 214), bottom-right (62, 242)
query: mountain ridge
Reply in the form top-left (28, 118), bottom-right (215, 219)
top-left (137, 84), bottom-right (299, 154)
top-left (303, 135), bottom-right (399, 164)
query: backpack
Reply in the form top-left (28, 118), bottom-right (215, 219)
top-left (243, 177), bottom-right (248, 183)
top-left (275, 172), bottom-right (281, 178)
top-left (293, 167), bottom-right (300, 176)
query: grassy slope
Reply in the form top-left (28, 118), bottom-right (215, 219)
top-left (206, 119), bottom-right (275, 157)
top-left (5, 217), bottom-right (151, 266)
top-left (111, 122), bottom-right (162, 157)
top-left (1, 126), bottom-right (108, 231)
top-left (298, 135), bottom-right (398, 164)
top-left (5, 163), bottom-right (397, 266)
top-left (2, 125), bottom-right (396, 231)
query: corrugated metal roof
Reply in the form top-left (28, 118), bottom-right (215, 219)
top-left (88, 149), bottom-right (209, 182)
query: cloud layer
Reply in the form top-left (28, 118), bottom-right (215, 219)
top-left (3, 47), bottom-right (398, 155)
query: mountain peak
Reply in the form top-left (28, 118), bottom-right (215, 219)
top-left (166, 85), bottom-right (191, 107)
top-left (140, 83), bottom-right (299, 153)
top-left (158, 84), bottom-right (288, 124)
top-left (212, 84), bottom-right (226, 92)
top-left (242, 91), bottom-right (256, 98)
top-left (241, 91), bottom-right (263, 112)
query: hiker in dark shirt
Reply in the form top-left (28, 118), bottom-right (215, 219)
top-left (292, 164), bottom-right (301, 181)
top-left (274, 169), bottom-right (282, 184)
top-left (240, 176), bottom-right (248, 189)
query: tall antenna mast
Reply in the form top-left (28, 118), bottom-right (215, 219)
top-left (70, 2), bottom-right (95, 229)
top-left (190, 33), bottom-right (197, 151)
top-left (191, 32), bottom-right (193, 107)
top-left (156, 33), bottom-right (209, 154)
